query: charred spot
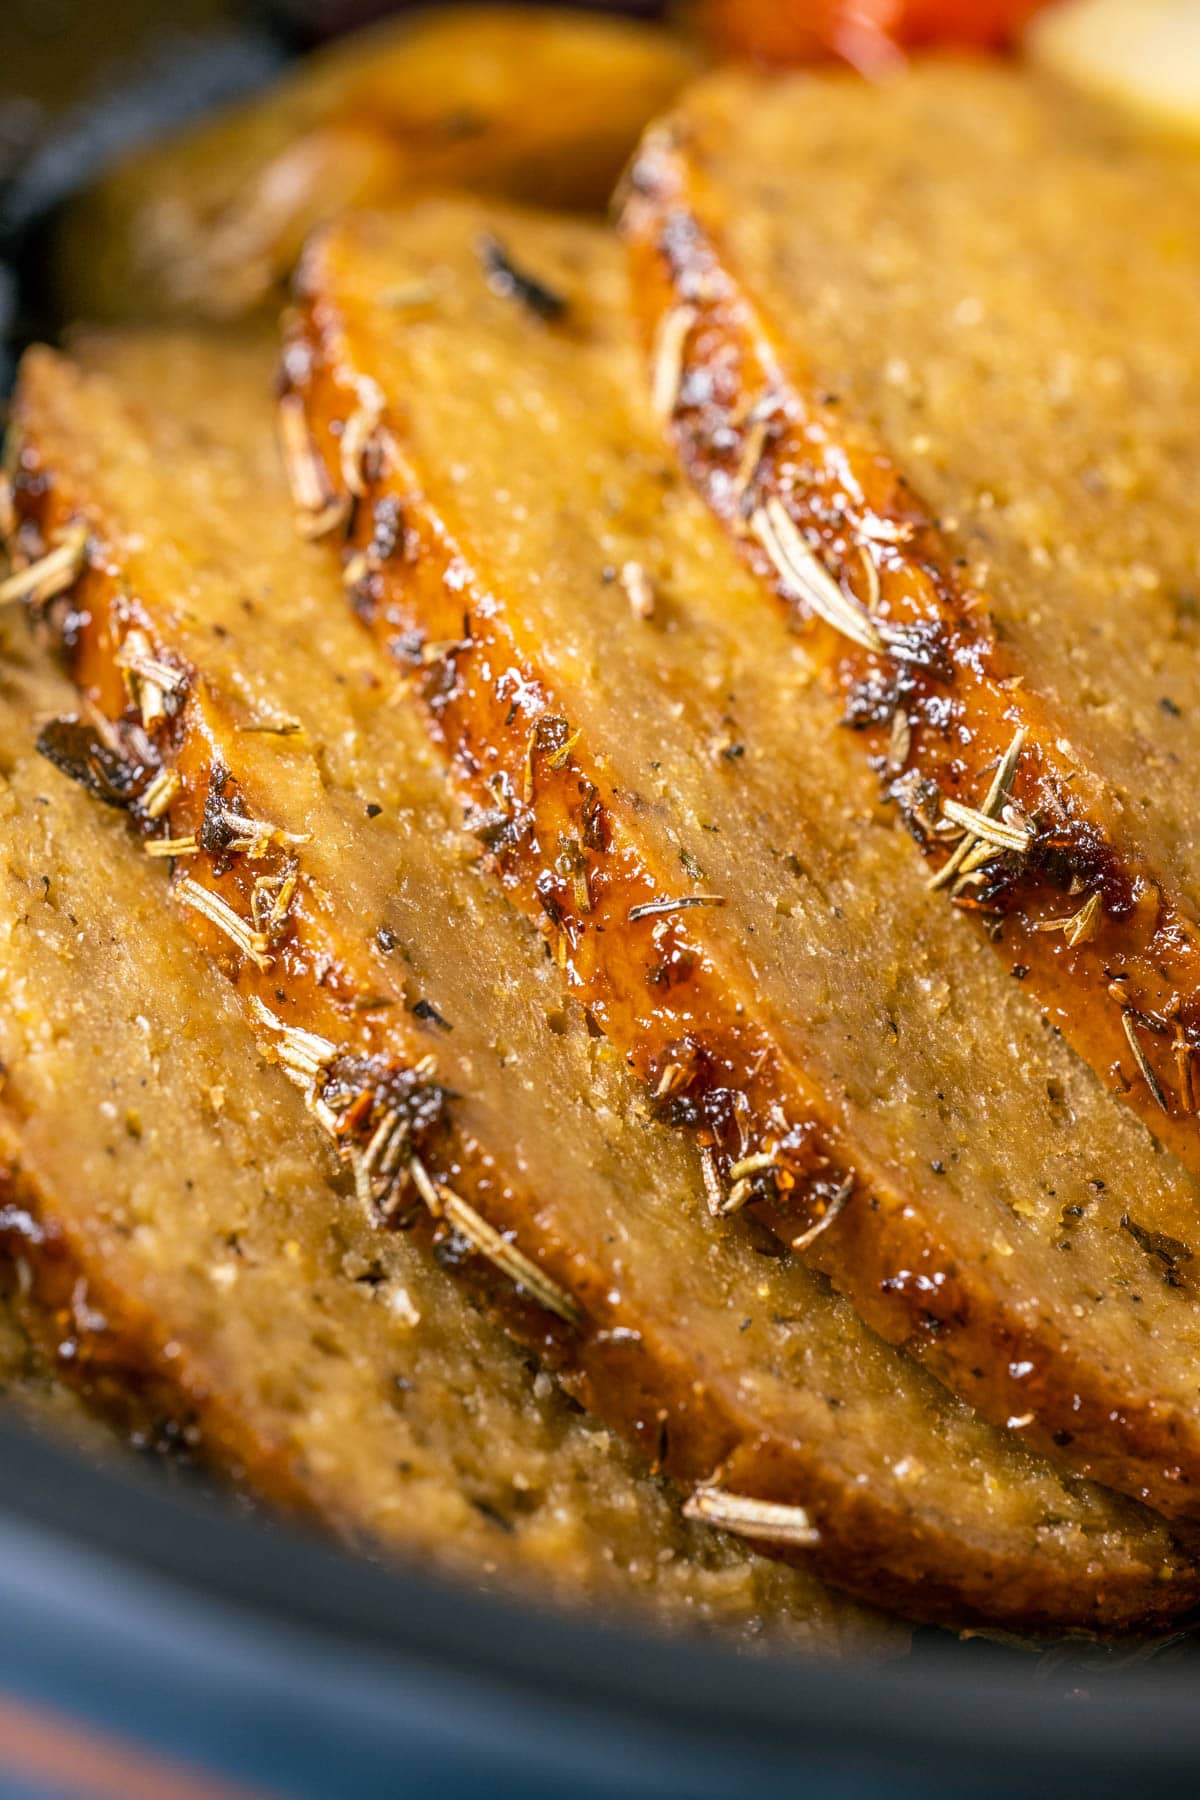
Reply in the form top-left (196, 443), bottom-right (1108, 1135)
top-left (949, 855), bottom-right (1030, 913)
top-left (324, 1053), bottom-right (451, 1152)
top-left (388, 629), bottom-right (426, 666)
top-left (370, 495), bottom-right (405, 563)
top-left (432, 1226), bottom-right (474, 1271)
top-left (1121, 1215), bottom-right (1194, 1288)
top-left (1028, 819), bottom-right (1136, 918)
top-left (35, 717), bottom-right (148, 810)
top-left (579, 781), bottom-right (606, 851)
top-left (345, 566), bottom-right (380, 623)
top-left (534, 715), bottom-right (571, 756)
top-left (877, 618), bottom-right (954, 682)
top-left (646, 944), bottom-right (696, 989)
top-left (842, 669), bottom-right (904, 731)
top-left (893, 773), bottom-right (944, 846)
top-left (470, 1496), bottom-right (516, 1535)
top-left (468, 802), bottom-right (530, 858)
top-left (199, 759), bottom-right (245, 871)
top-left (655, 1092), bottom-right (703, 1130)
top-left (410, 997), bottom-right (451, 1031)
top-left (534, 870), bottom-right (565, 929)
top-left (477, 234), bottom-right (567, 323)
top-left (645, 1040), bottom-right (751, 1166)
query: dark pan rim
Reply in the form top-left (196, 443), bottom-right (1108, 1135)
top-left (3, 20), bottom-right (1200, 1786)
top-left (2, 1415), bottom-right (1200, 1790)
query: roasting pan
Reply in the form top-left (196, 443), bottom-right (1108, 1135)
top-left (2, 5), bottom-right (1199, 1794)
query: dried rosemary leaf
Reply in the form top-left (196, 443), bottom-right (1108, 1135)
top-left (1121, 1009), bottom-right (1169, 1114)
top-left (236, 715), bottom-right (303, 737)
top-left (699, 1146), bottom-right (724, 1217)
top-left (620, 560), bottom-right (656, 621)
top-left (753, 499), bottom-right (883, 654)
top-left (791, 1176), bottom-right (853, 1254)
top-left (1032, 891), bottom-right (1102, 949)
top-left (731, 396), bottom-right (777, 507)
top-left (941, 798), bottom-right (1032, 854)
top-left (928, 726), bottom-right (1027, 893)
top-left (176, 877), bottom-right (271, 970)
top-left (247, 996), bottom-right (338, 1080)
top-left (140, 765), bottom-right (180, 819)
top-left (651, 303), bottom-right (697, 425)
top-left (0, 524), bottom-right (88, 609)
top-left (409, 1155), bottom-right (580, 1325)
top-left (683, 1487), bottom-right (820, 1548)
top-left (278, 392), bottom-right (350, 540)
top-left (339, 389), bottom-right (384, 498)
top-left (886, 708), bottom-right (912, 775)
top-left (628, 894), bottom-right (726, 922)
top-left (1175, 1029), bottom-right (1196, 1116)
top-left (144, 834), bottom-right (199, 859)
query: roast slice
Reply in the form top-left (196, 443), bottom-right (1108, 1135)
top-left (0, 638), bottom-right (907, 1657)
top-left (53, 4), bottom-right (698, 324)
top-left (619, 63), bottom-right (1200, 1182)
top-left (3, 336), bottom-right (1187, 1631)
top-left (290, 198), bottom-right (1200, 1522)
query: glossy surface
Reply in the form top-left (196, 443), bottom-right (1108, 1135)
top-left (298, 199), bottom-right (1200, 1524)
top-left (5, 335), bottom-right (1167, 1629)
top-left (0, 632), bottom-right (905, 1656)
top-left (623, 65), bottom-right (1200, 1175)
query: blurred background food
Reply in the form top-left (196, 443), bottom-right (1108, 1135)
top-left (1027, 0), bottom-right (1200, 140)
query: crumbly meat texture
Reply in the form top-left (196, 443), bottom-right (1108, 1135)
top-left (53, 5), bottom-right (699, 323)
top-left (290, 198), bottom-right (1200, 1522)
top-left (0, 638), bottom-right (906, 1658)
top-left (620, 64), bottom-right (1200, 1178)
top-left (5, 337), bottom-right (1191, 1633)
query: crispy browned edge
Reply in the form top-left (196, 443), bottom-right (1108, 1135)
top-left (618, 119), bottom-right (1200, 1180)
top-left (279, 214), bottom-right (1200, 1525)
top-left (7, 366), bottom-right (1178, 1629)
top-left (0, 1163), bottom-right (297, 1488)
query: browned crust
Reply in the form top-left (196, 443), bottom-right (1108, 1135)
top-left (284, 221), bottom-right (1200, 1525)
top-left (9, 355), bottom-right (1200, 1630)
top-left (5, 1148), bottom-right (1198, 1637)
top-left (619, 123), bottom-right (1200, 1178)
top-left (0, 1155), bottom-right (317, 1509)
